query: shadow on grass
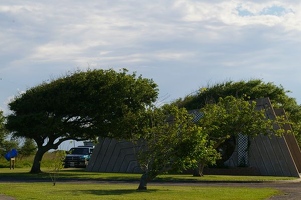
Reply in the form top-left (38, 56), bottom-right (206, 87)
top-left (154, 177), bottom-right (197, 182)
top-left (69, 189), bottom-right (158, 196)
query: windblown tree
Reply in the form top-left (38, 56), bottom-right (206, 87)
top-left (135, 105), bottom-right (220, 190)
top-left (173, 79), bottom-right (301, 144)
top-left (193, 96), bottom-right (288, 176)
top-left (6, 68), bottom-right (158, 173)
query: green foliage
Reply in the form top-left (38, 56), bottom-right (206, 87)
top-left (174, 79), bottom-right (301, 144)
top-left (6, 68), bottom-right (158, 173)
top-left (7, 68), bottom-right (158, 143)
top-left (0, 156), bottom-right (10, 168)
top-left (19, 138), bottom-right (37, 159)
top-left (174, 79), bottom-right (292, 109)
top-left (1, 139), bottom-right (19, 152)
top-left (136, 105), bottom-right (219, 188)
top-left (190, 96), bottom-right (288, 174)
top-left (137, 105), bottom-right (193, 176)
top-left (0, 152), bottom-right (60, 168)
top-left (199, 96), bottom-right (281, 145)
top-left (47, 150), bottom-right (66, 186)
top-left (0, 110), bottom-right (8, 147)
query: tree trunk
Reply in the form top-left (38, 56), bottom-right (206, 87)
top-left (137, 172), bottom-right (148, 190)
top-left (193, 162), bottom-right (205, 177)
top-left (30, 148), bottom-right (46, 173)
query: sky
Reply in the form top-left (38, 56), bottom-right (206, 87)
top-left (1, 1), bottom-right (301, 148)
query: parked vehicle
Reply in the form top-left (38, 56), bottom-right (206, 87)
top-left (64, 146), bottom-right (94, 168)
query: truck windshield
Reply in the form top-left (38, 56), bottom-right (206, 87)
top-left (69, 148), bottom-right (89, 155)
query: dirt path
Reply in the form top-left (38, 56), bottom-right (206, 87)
top-left (0, 194), bottom-right (15, 200)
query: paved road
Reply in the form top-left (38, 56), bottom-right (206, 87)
top-left (262, 182), bottom-right (301, 200)
top-left (150, 180), bottom-right (301, 199)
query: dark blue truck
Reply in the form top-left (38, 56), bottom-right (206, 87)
top-left (64, 146), bottom-right (94, 168)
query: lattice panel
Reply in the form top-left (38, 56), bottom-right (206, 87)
top-left (189, 110), bottom-right (204, 122)
top-left (237, 134), bottom-right (249, 167)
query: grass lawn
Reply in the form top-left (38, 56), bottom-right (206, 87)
top-left (0, 182), bottom-right (279, 200)
top-left (0, 168), bottom-right (295, 182)
top-left (0, 168), bottom-right (292, 199)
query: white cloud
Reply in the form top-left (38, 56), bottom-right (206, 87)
top-left (2, 0), bottom-right (299, 68)
top-left (1, 0), bottom-right (301, 110)
top-left (173, 0), bottom-right (301, 29)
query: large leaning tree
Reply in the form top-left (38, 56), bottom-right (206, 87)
top-left (173, 79), bottom-right (301, 144)
top-left (135, 105), bottom-right (220, 190)
top-left (5, 68), bottom-right (158, 173)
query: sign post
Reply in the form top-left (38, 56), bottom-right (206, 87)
top-left (10, 157), bottom-right (15, 170)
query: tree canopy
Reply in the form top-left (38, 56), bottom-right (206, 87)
top-left (6, 68), bottom-right (158, 173)
top-left (173, 79), bottom-right (301, 143)
top-left (174, 79), bottom-right (296, 109)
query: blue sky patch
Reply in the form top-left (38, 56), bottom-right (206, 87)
top-left (260, 5), bottom-right (289, 16)
top-left (236, 5), bottom-right (254, 17)
top-left (237, 9), bottom-right (254, 17)
top-left (237, 5), bottom-right (293, 17)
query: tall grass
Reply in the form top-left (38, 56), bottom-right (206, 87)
top-left (0, 151), bottom-right (61, 169)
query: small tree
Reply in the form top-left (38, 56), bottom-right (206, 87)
top-left (135, 105), bottom-right (219, 190)
top-left (47, 150), bottom-right (66, 186)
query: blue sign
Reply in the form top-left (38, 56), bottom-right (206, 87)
top-left (4, 149), bottom-right (18, 161)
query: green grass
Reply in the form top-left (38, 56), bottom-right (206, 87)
top-left (0, 167), bottom-right (294, 199)
top-left (0, 152), bottom-right (296, 199)
top-left (0, 167), bottom-right (296, 182)
top-left (0, 182), bottom-right (279, 200)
